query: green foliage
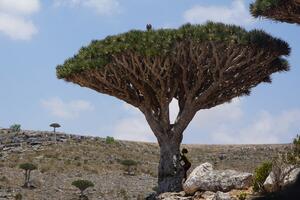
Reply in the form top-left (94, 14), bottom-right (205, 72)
top-left (19, 163), bottom-right (37, 171)
top-left (15, 193), bottom-right (22, 200)
top-left (293, 134), bottom-right (300, 155)
top-left (253, 161), bottom-right (273, 192)
top-left (287, 134), bottom-right (300, 165)
top-left (119, 188), bottom-right (129, 200)
top-left (50, 123), bottom-right (61, 128)
top-left (19, 163), bottom-right (37, 188)
top-left (105, 136), bottom-right (115, 144)
top-left (10, 124), bottom-right (21, 132)
top-left (237, 192), bottom-right (247, 200)
top-left (72, 179), bottom-right (94, 192)
top-left (57, 22), bottom-right (290, 79)
top-left (121, 159), bottom-right (138, 166)
top-left (121, 159), bottom-right (138, 175)
top-left (250, 0), bottom-right (280, 15)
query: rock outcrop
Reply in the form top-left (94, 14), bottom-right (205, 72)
top-left (263, 167), bottom-right (300, 192)
top-left (157, 191), bottom-right (233, 200)
top-left (183, 163), bottom-right (253, 195)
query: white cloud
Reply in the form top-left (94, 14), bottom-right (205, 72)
top-left (0, 0), bottom-right (40, 15)
top-left (112, 104), bottom-right (155, 142)
top-left (211, 109), bottom-right (300, 144)
top-left (0, 13), bottom-right (37, 40)
top-left (113, 116), bottom-right (155, 142)
top-left (192, 98), bottom-right (243, 130)
top-left (53, 0), bottom-right (120, 15)
top-left (0, 0), bottom-right (40, 40)
top-left (41, 97), bottom-right (94, 119)
top-left (183, 0), bottom-right (255, 26)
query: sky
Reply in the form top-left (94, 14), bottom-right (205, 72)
top-left (0, 0), bottom-right (299, 144)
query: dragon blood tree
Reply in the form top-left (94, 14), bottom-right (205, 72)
top-left (250, 0), bottom-right (300, 24)
top-left (57, 22), bottom-right (290, 193)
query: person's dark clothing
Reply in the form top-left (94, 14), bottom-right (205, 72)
top-left (180, 154), bottom-right (191, 180)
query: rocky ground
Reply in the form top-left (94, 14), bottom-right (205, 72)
top-left (0, 128), bottom-right (291, 200)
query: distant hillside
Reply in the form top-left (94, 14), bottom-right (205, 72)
top-left (0, 129), bottom-right (291, 200)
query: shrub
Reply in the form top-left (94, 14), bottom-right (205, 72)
top-left (121, 159), bottom-right (138, 175)
top-left (119, 188), bottom-right (129, 200)
top-left (294, 134), bottom-right (300, 153)
top-left (237, 192), bottom-right (247, 200)
top-left (268, 135), bottom-right (300, 192)
top-left (105, 136), bottom-right (115, 144)
top-left (287, 134), bottom-right (300, 164)
top-left (19, 163), bottom-right (37, 188)
top-left (253, 161), bottom-right (273, 192)
top-left (15, 193), bottom-right (22, 200)
top-left (72, 179), bottom-right (94, 199)
top-left (10, 124), bottom-right (21, 132)
top-left (0, 175), bottom-right (9, 183)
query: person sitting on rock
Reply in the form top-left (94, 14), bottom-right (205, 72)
top-left (180, 148), bottom-right (191, 182)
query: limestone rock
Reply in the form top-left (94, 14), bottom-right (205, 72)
top-left (183, 162), bottom-right (213, 194)
top-left (214, 191), bottom-right (231, 200)
top-left (264, 167), bottom-right (300, 192)
top-left (158, 192), bottom-right (192, 200)
top-left (183, 163), bottom-right (252, 194)
top-left (201, 191), bottom-right (215, 200)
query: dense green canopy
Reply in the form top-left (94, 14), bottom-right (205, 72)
top-left (19, 163), bottom-right (37, 171)
top-left (250, 0), bottom-right (300, 24)
top-left (57, 22), bottom-right (289, 79)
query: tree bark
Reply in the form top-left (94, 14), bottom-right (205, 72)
top-left (24, 170), bottom-right (28, 188)
top-left (157, 135), bottom-right (185, 193)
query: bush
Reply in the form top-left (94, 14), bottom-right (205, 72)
top-left (288, 134), bottom-right (300, 164)
top-left (293, 134), bottom-right (300, 153)
top-left (72, 179), bottom-right (94, 198)
top-left (237, 192), bottom-right (247, 200)
top-left (15, 193), bottom-right (22, 200)
top-left (105, 136), bottom-right (115, 144)
top-left (265, 135), bottom-right (300, 193)
top-left (10, 124), bottom-right (21, 132)
top-left (253, 161), bottom-right (273, 192)
top-left (121, 159), bottom-right (138, 175)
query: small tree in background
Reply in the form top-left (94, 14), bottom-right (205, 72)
top-left (250, 0), bottom-right (300, 24)
top-left (10, 124), bottom-right (21, 133)
top-left (105, 136), bottom-right (115, 144)
top-left (121, 159), bottom-right (138, 175)
top-left (19, 163), bottom-right (37, 188)
top-left (49, 123), bottom-right (61, 142)
top-left (72, 180), bottom-right (94, 200)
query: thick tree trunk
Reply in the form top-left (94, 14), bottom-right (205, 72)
top-left (158, 137), bottom-right (185, 193)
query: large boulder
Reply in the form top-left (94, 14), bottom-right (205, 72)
top-left (183, 163), bottom-right (253, 195)
top-left (263, 167), bottom-right (300, 192)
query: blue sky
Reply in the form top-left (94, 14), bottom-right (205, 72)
top-left (0, 0), bottom-right (299, 144)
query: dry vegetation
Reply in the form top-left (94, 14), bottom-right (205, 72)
top-left (0, 130), bottom-right (290, 199)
